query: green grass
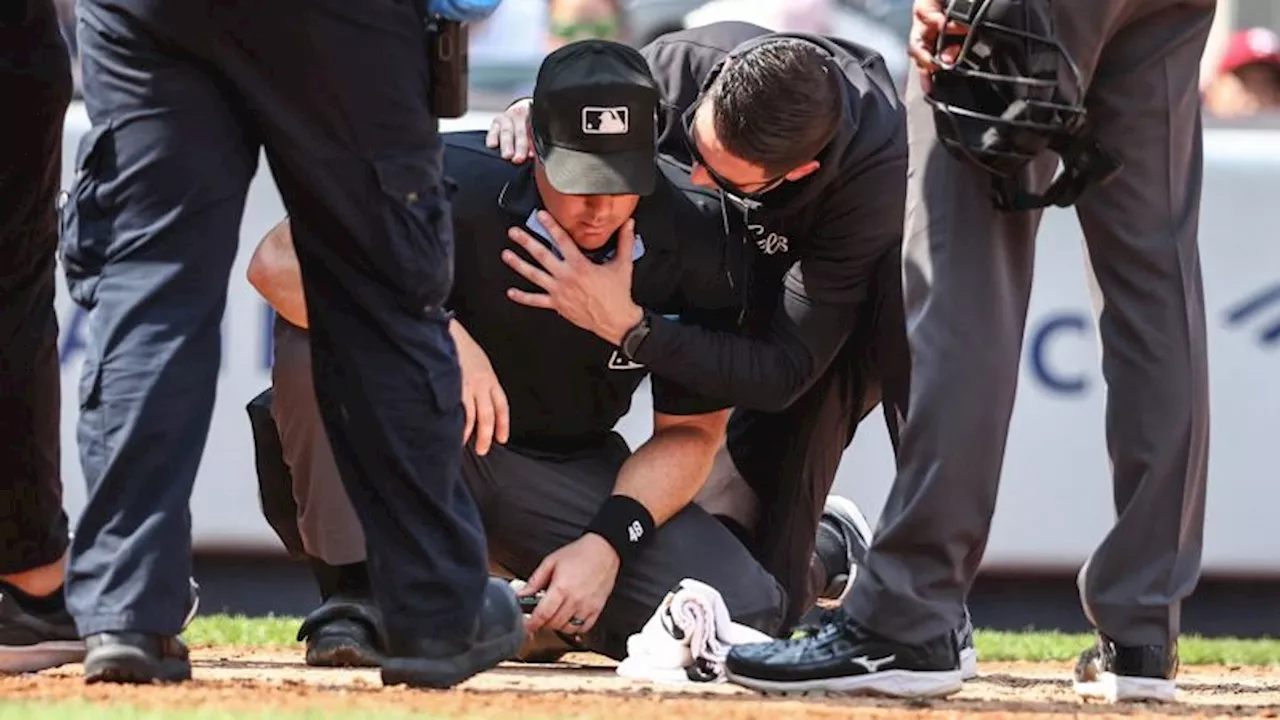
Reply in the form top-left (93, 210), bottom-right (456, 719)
top-left (974, 629), bottom-right (1280, 666)
top-left (183, 614), bottom-right (302, 647)
top-left (180, 614), bottom-right (1280, 667)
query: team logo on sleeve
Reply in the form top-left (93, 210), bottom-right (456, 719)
top-left (607, 350), bottom-right (645, 371)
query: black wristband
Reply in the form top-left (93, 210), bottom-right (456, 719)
top-left (584, 495), bottom-right (655, 565)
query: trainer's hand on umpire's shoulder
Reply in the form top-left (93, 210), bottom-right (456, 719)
top-left (449, 320), bottom-right (509, 456)
top-left (485, 98), bottom-right (534, 164)
top-left (517, 534), bottom-right (620, 637)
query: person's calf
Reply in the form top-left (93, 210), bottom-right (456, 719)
top-left (0, 553), bottom-right (68, 599)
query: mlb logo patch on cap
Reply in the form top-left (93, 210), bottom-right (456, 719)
top-left (529, 39), bottom-right (660, 195)
top-left (582, 107), bottom-right (630, 135)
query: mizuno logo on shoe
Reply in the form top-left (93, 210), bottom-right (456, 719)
top-left (851, 654), bottom-right (896, 673)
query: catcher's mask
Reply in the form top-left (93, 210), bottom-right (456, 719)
top-left (925, 0), bottom-right (1123, 211)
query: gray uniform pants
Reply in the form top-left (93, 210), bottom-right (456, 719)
top-left (268, 319), bottom-right (787, 659)
top-left (846, 0), bottom-right (1214, 648)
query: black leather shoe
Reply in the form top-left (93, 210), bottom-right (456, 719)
top-left (84, 632), bottom-right (191, 684)
top-left (297, 596), bottom-right (384, 668)
top-left (380, 577), bottom-right (523, 689)
top-left (1073, 634), bottom-right (1178, 702)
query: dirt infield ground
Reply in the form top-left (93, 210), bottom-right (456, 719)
top-left (3, 648), bottom-right (1279, 719)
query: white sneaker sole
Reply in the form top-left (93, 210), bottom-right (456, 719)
top-left (961, 646), bottom-right (978, 680)
top-left (0, 641), bottom-right (86, 674)
top-left (1075, 673), bottom-right (1176, 703)
top-left (727, 668), bottom-right (964, 698)
top-left (181, 578), bottom-right (201, 632)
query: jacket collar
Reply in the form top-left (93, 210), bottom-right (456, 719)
top-left (495, 163), bottom-right (642, 264)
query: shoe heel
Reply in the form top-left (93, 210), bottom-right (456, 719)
top-left (84, 646), bottom-right (191, 684)
top-left (84, 648), bottom-right (157, 685)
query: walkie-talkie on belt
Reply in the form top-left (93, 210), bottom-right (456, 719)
top-left (425, 15), bottom-right (468, 119)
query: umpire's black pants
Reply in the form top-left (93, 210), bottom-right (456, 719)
top-left (253, 318), bottom-right (788, 660)
top-left (62, 0), bottom-right (487, 642)
top-left (0, 0), bottom-right (73, 577)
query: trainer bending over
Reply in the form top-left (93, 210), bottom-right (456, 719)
top-left (486, 21), bottom-right (977, 675)
top-left (245, 41), bottom-right (874, 666)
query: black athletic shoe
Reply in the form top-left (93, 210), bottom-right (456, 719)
top-left (725, 610), bottom-right (963, 698)
top-left (0, 585), bottom-right (83, 673)
top-left (83, 632), bottom-right (192, 684)
top-left (810, 495), bottom-right (979, 682)
top-left (297, 596), bottom-right (384, 668)
top-left (789, 605), bottom-right (978, 682)
top-left (380, 577), bottom-right (524, 689)
top-left (1073, 634), bottom-right (1178, 703)
top-left (814, 496), bottom-right (873, 604)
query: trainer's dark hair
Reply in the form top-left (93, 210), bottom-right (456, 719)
top-left (709, 40), bottom-right (843, 176)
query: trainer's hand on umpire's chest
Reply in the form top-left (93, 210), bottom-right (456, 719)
top-left (517, 534), bottom-right (620, 637)
top-left (449, 320), bottom-right (509, 456)
top-left (502, 212), bottom-right (645, 346)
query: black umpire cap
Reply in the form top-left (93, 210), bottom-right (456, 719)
top-left (531, 39), bottom-right (660, 196)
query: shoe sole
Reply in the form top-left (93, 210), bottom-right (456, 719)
top-left (307, 639), bottom-right (383, 668)
top-left (1075, 673), bottom-right (1176, 703)
top-left (961, 647), bottom-right (978, 680)
top-left (84, 645), bottom-right (192, 684)
top-left (726, 668), bottom-right (964, 698)
top-left (182, 578), bottom-right (201, 632)
top-left (380, 624), bottom-right (525, 689)
top-left (0, 642), bottom-right (86, 674)
top-left (513, 648), bottom-right (570, 664)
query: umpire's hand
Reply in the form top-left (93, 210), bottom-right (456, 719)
top-left (449, 320), bottom-right (509, 456)
top-left (517, 535), bottom-right (621, 637)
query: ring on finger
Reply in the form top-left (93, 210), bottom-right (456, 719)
top-left (567, 616), bottom-right (585, 627)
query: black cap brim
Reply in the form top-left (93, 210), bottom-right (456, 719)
top-left (540, 144), bottom-right (656, 196)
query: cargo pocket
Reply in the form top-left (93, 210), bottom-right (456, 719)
top-left (372, 156), bottom-right (454, 312)
top-left (59, 120), bottom-right (116, 309)
top-left (422, 306), bottom-right (463, 415)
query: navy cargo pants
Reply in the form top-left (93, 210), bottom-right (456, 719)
top-left (0, 0), bottom-right (73, 576)
top-left (62, 0), bottom-right (488, 642)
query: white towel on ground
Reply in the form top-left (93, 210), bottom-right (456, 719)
top-left (615, 578), bottom-right (773, 685)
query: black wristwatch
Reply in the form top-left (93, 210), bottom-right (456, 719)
top-left (620, 312), bottom-right (653, 360)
